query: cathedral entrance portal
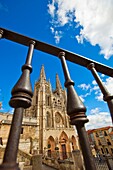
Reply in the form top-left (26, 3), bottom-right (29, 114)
top-left (59, 131), bottom-right (71, 160)
top-left (47, 136), bottom-right (55, 158)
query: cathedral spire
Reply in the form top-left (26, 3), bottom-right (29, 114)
top-left (39, 65), bottom-right (46, 81)
top-left (48, 79), bottom-right (52, 92)
top-left (56, 74), bottom-right (62, 90)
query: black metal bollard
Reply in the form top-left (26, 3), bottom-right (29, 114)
top-left (58, 52), bottom-right (96, 170)
top-left (0, 40), bottom-right (35, 170)
top-left (87, 63), bottom-right (113, 124)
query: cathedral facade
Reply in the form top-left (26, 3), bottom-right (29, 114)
top-left (0, 66), bottom-right (79, 160)
top-left (24, 65), bottom-right (79, 159)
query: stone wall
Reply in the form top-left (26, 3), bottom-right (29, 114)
top-left (42, 150), bottom-right (85, 170)
top-left (43, 157), bottom-right (74, 170)
top-left (0, 145), bottom-right (44, 170)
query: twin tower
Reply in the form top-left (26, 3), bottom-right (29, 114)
top-left (24, 65), bottom-right (79, 159)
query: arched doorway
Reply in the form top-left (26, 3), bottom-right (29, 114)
top-left (47, 136), bottom-right (55, 158)
top-left (59, 131), bottom-right (70, 159)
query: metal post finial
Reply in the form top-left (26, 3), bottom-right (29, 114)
top-left (0, 40), bottom-right (35, 170)
top-left (9, 41), bottom-right (35, 108)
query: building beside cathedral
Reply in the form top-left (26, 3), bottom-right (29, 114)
top-left (0, 65), bottom-right (79, 160)
top-left (87, 126), bottom-right (113, 157)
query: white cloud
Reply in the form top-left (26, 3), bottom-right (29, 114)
top-left (78, 83), bottom-right (93, 101)
top-left (92, 80), bottom-right (97, 85)
top-left (86, 108), bottom-right (112, 130)
top-left (54, 30), bottom-right (62, 44)
top-left (90, 107), bottom-right (100, 114)
top-left (48, 0), bottom-right (56, 17)
top-left (101, 74), bottom-right (105, 78)
top-left (78, 83), bottom-right (91, 91)
top-left (78, 77), bottom-right (113, 102)
top-left (104, 77), bottom-right (113, 94)
top-left (48, 0), bottom-right (113, 59)
top-left (93, 77), bottom-right (113, 101)
top-left (79, 92), bottom-right (92, 102)
top-left (50, 26), bottom-right (54, 34)
top-left (50, 26), bottom-right (62, 44)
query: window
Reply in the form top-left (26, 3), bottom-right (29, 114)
top-left (98, 131), bottom-right (103, 137)
top-left (101, 148), bottom-right (104, 154)
top-left (48, 144), bottom-right (51, 148)
top-left (46, 96), bottom-right (50, 106)
top-left (105, 148), bottom-right (109, 154)
top-left (21, 127), bottom-right (24, 134)
top-left (101, 137), bottom-right (107, 145)
top-left (104, 131), bottom-right (107, 136)
top-left (107, 139), bottom-right (111, 145)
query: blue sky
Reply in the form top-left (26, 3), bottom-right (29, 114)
top-left (0, 0), bottom-right (113, 129)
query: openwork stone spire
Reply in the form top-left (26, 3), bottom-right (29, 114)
top-left (48, 79), bottom-right (52, 92)
top-left (39, 65), bottom-right (46, 81)
top-left (56, 74), bottom-right (62, 90)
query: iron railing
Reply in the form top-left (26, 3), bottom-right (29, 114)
top-left (0, 28), bottom-right (113, 170)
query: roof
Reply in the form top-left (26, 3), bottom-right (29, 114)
top-left (87, 126), bottom-right (113, 134)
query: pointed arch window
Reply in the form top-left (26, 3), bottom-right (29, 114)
top-left (46, 95), bottom-right (50, 106)
top-left (46, 111), bottom-right (51, 127)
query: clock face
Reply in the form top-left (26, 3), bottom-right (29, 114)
top-left (55, 114), bottom-right (61, 123)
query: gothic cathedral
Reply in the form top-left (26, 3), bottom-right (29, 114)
top-left (24, 65), bottom-right (79, 159)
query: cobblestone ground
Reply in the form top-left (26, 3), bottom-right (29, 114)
top-left (42, 164), bottom-right (57, 170)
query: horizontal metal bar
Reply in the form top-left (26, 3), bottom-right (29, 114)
top-left (1, 27), bottom-right (113, 77)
